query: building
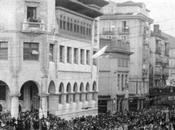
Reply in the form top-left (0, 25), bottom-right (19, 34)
top-left (0, 0), bottom-right (108, 119)
top-left (100, 1), bottom-right (153, 111)
top-left (163, 33), bottom-right (175, 86)
top-left (149, 24), bottom-right (169, 106)
top-left (98, 37), bottom-right (132, 114)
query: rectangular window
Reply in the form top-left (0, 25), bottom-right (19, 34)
top-left (60, 15), bottom-right (63, 29)
top-left (27, 7), bottom-right (37, 22)
top-left (67, 47), bottom-right (72, 63)
top-left (63, 17), bottom-right (66, 30)
top-left (74, 20), bottom-right (77, 32)
top-left (74, 48), bottom-right (78, 64)
top-left (86, 50), bottom-right (90, 65)
top-left (118, 74), bottom-right (120, 90)
top-left (80, 49), bottom-right (84, 64)
top-left (80, 94), bottom-right (82, 101)
top-left (70, 19), bottom-right (73, 31)
top-left (23, 42), bottom-right (39, 60)
top-left (49, 44), bottom-right (54, 62)
top-left (0, 41), bottom-right (8, 60)
top-left (122, 21), bottom-right (127, 28)
top-left (67, 18), bottom-right (70, 31)
top-left (73, 94), bottom-right (76, 102)
top-left (93, 51), bottom-right (97, 65)
top-left (59, 95), bottom-right (62, 104)
top-left (59, 45), bottom-right (64, 62)
top-left (118, 59), bottom-right (121, 67)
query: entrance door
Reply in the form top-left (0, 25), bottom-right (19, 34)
top-left (19, 81), bottom-right (39, 112)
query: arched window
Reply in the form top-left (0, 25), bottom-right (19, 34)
top-left (73, 83), bottom-right (78, 102)
top-left (0, 81), bottom-right (7, 100)
top-left (80, 83), bottom-right (84, 101)
top-left (85, 83), bottom-right (90, 101)
top-left (48, 81), bottom-right (55, 94)
top-left (66, 83), bottom-right (71, 93)
top-left (92, 81), bottom-right (97, 92)
top-left (80, 83), bottom-right (84, 92)
top-left (92, 81), bottom-right (97, 100)
top-left (59, 83), bottom-right (64, 104)
top-left (59, 83), bottom-right (64, 93)
top-left (66, 83), bottom-right (71, 103)
top-left (86, 83), bottom-right (90, 92)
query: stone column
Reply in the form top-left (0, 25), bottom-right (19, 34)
top-left (39, 94), bottom-right (48, 119)
top-left (11, 94), bottom-right (19, 119)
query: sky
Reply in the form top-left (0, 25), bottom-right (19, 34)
top-left (111, 0), bottom-right (175, 37)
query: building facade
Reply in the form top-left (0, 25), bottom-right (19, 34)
top-left (98, 38), bottom-right (131, 114)
top-left (0, 0), bottom-right (107, 119)
top-left (100, 1), bottom-right (153, 111)
top-left (149, 25), bottom-right (169, 105)
top-left (163, 34), bottom-right (175, 86)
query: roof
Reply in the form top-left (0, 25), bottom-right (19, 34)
top-left (56, 0), bottom-right (108, 18)
top-left (117, 1), bottom-right (144, 8)
top-left (101, 13), bottom-right (153, 23)
top-left (78, 0), bottom-right (109, 7)
top-left (162, 32), bottom-right (175, 48)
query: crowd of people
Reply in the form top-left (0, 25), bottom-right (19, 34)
top-left (0, 107), bottom-right (175, 130)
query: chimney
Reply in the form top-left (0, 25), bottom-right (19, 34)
top-left (154, 24), bottom-right (160, 33)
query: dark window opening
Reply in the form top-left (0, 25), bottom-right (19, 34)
top-left (49, 44), bottom-right (54, 62)
top-left (0, 41), bottom-right (8, 60)
top-left (0, 84), bottom-right (6, 100)
top-left (27, 7), bottom-right (37, 22)
top-left (23, 42), bottom-right (39, 61)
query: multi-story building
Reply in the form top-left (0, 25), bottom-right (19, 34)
top-left (163, 33), bottom-right (175, 86)
top-left (149, 24), bottom-right (169, 105)
top-left (98, 37), bottom-right (132, 114)
top-left (100, 1), bottom-right (153, 111)
top-left (0, 0), bottom-right (108, 119)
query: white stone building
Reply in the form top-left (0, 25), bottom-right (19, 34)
top-left (0, 0), bottom-right (108, 119)
top-left (100, 1), bottom-right (153, 111)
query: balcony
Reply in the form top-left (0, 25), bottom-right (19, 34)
top-left (154, 66), bottom-right (162, 75)
top-left (21, 19), bottom-right (45, 33)
top-left (155, 48), bottom-right (161, 55)
top-left (101, 30), bottom-right (115, 35)
top-left (156, 55), bottom-right (162, 64)
top-left (165, 49), bottom-right (169, 57)
top-left (162, 57), bottom-right (169, 64)
top-left (118, 27), bottom-right (129, 35)
top-left (163, 68), bottom-right (169, 76)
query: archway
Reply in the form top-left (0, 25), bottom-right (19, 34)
top-left (0, 104), bottom-right (2, 112)
top-left (66, 83), bottom-right (71, 103)
top-left (48, 81), bottom-right (57, 114)
top-left (92, 81), bottom-right (97, 101)
top-left (86, 83), bottom-right (90, 101)
top-left (73, 83), bottom-right (78, 102)
top-left (19, 81), bottom-right (39, 112)
top-left (59, 83), bottom-right (64, 104)
top-left (0, 81), bottom-right (10, 112)
top-left (80, 83), bottom-right (84, 102)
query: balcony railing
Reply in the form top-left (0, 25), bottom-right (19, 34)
top-left (156, 55), bottom-right (162, 64)
top-left (101, 30), bottom-right (115, 35)
top-left (118, 27), bottom-right (129, 35)
top-left (21, 19), bottom-right (45, 33)
top-left (154, 66), bottom-right (162, 75)
top-left (163, 68), bottom-right (169, 76)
